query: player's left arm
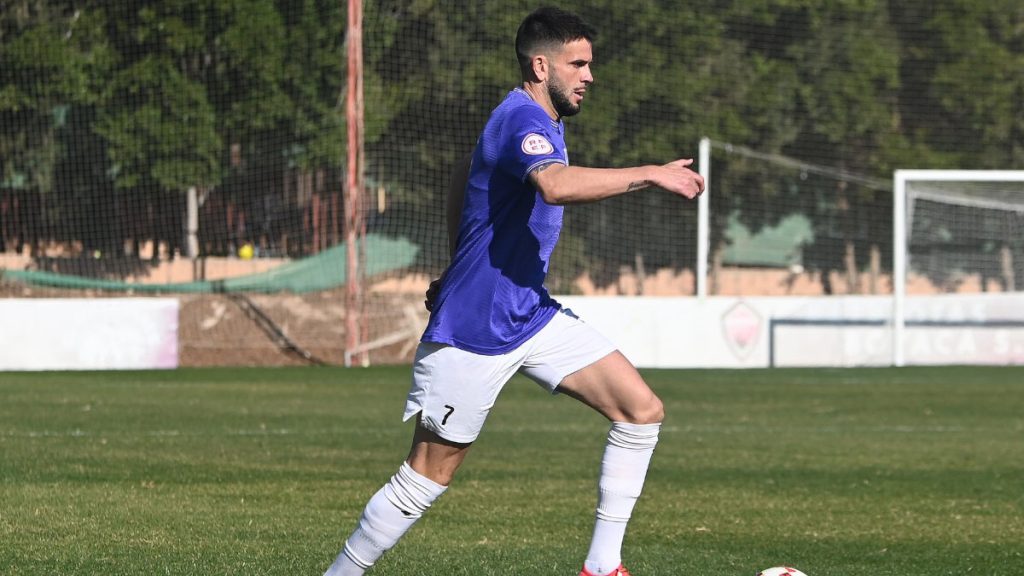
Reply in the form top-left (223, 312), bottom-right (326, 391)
top-left (529, 159), bottom-right (704, 205)
top-left (425, 153), bottom-right (472, 312)
top-left (446, 154), bottom-right (472, 260)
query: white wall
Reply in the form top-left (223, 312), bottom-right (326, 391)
top-left (559, 293), bottom-right (1024, 368)
top-left (0, 299), bottom-right (179, 371)
top-left (3, 294), bottom-right (1020, 371)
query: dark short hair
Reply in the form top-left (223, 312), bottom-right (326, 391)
top-left (515, 7), bottom-right (596, 76)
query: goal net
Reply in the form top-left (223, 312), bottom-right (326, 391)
top-left (893, 170), bottom-right (1024, 365)
top-left (901, 174), bottom-right (1024, 293)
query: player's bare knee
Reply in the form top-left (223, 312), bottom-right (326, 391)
top-left (621, 392), bottom-right (663, 425)
top-left (427, 467), bottom-right (459, 487)
top-left (406, 424), bottom-right (472, 486)
top-left (406, 454), bottom-right (463, 486)
top-left (642, 393), bottom-right (665, 424)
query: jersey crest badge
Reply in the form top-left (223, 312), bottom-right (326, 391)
top-left (521, 133), bottom-right (554, 155)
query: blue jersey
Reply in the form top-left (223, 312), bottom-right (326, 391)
top-left (421, 88), bottom-right (568, 354)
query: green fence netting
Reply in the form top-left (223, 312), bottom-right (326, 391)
top-left (1, 234), bottom-right (418, 294)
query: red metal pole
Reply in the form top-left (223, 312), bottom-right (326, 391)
top-left (345, 0), bottom-right (365, 365)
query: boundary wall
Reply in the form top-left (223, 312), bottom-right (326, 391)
top-left (559, 293), bottom-right (1024, 368)
top-left (3, 294), bottom-right (1023, 370)
top-left (0, 299), bottom-right (178, 370)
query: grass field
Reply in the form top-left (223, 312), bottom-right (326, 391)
top-left (1, 366), bottom-right (1022, 576)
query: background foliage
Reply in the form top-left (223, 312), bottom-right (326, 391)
top-left (1, 0), bottom-right (1022, 288)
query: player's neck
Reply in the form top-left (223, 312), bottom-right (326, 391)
top-left (520, 82), bottom-right (559, 121)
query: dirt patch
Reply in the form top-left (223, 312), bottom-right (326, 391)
top-left (178, 291), bottom-right (425, 367)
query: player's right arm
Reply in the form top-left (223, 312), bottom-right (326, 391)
top-left (529, 159), bottom-right (704, 205)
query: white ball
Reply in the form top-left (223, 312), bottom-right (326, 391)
top-left (758, 568), bottom-right (808, 576)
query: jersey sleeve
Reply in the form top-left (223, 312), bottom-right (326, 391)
top-left (499, 105), bottom-right (567, 182)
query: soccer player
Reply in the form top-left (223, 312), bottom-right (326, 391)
top-left (323, 7), bottom-right (704, 576)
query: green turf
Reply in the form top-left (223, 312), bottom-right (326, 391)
top-left (1, 366), bottom-right (1022, 575)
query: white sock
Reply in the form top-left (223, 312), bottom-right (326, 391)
top-left (324, 462), bottom-right (447, 576)
top-left (583, 422), bottom-right (660, 576)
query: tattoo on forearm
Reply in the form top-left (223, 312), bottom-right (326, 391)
top-left (533, 163), bottom-right (556, 175)
top-left (626, 180), bottom-right (647, 192)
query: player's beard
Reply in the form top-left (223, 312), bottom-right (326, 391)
top-left (548, 74), bottom-right (581, 118)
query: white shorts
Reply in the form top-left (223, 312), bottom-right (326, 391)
top-left (403, 309), bottom-right (617, 444)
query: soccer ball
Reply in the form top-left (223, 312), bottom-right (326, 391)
top-left (757, 568), bottom-right (808, 576)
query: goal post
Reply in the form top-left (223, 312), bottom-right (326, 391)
top-left (697, 137), bottom-right (712, 298)
top-left (892, 170), bottom-right (1024, 366)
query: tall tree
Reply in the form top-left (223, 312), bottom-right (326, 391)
top-left (927, 0), bottom-right (1024, 168)
top-left (94, 0), bottom-right (221, 258)
top-left (0, 1), bottom-right (107, 254)
top-left (95, 0), bottom-right (300, 258)
top-left (787, 0), bottom-right (901, 293)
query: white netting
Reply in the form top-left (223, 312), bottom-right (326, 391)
top-left (905, 177), bottom-right (1024, 293)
